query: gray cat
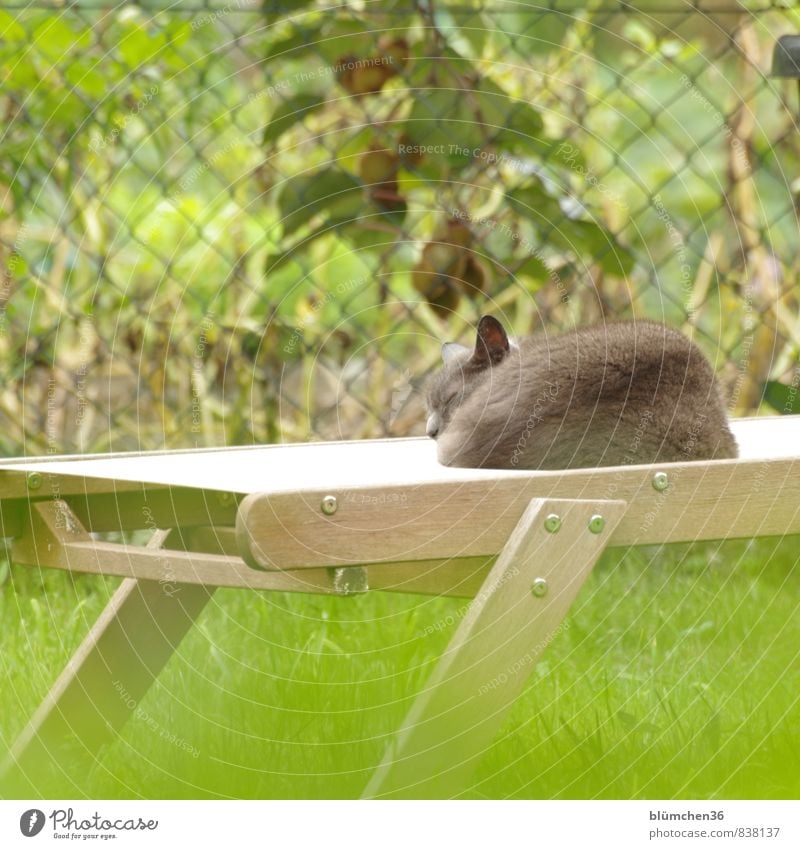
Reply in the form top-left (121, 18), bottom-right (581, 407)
top-left (426, 316), bottom-right (738, 469)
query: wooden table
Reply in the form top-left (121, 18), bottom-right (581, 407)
top-left (1, 416), bottom-right (798, 798)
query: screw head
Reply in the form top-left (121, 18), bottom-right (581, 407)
top-left (215, 491), bottom-right (235, 507)
top-left (27, 472), bottom-right (43, 491)
top-left (531, 578), bottom-right (548, 598)
top-left (544, 513), bottom-right (561, 533)
top-left (652, 471), bottom-right (669, 492)
top-left (321, 495), bottom-right (338, 516)
top-left (588, 514), bottom-right (606, 534)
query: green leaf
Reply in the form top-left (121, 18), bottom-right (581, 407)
top-left (161, 21), bottom-right (193, 71)
top-left (403, 76), bottom-right (546, 167)
top-left (494, 11), bottom-right (571, 56)
top-left (404, 88), bottom-right (481, 159)
top-left (508, 184), bottom-right (635, 275)
top-left (265, 224), bottom-right (330, 273)
top-left (543, 138), bottom-right (587, 169)
top-left (119, 23), bottom-right (165, 68)
top-left (278, 168), bottom-right (363, 236)
top-left (0, 53), bottom-right (38, 90)
top-left (31, 89), bottom-right (91, 135)
top-left (263, 94), bottom-right (326, 145)
top-left (507, 182), bottom-right (563, 223)
top-left (346, 223), bottom-right (399, 252)
top-left (313, 19), bottom-right (384, 66)
top-left (472, 77), bottom-right (544, 139)
top-left (65, 62), bottom-right (107, 99)
top-left (763, 380), bottom-right (800, 415)
top-left (0, 11), bottom-right (26, 42)
top-left (33, 18), bottom-right (91, 62)
top-left (515, 254), bottom-right (551, 283)
top-left (553, 220), bottom-right (636, 275)
top-left (6, 253), bottom-right (27, 277)
top-left (164, 19), bottom-right (193, 49)
top-left (443, 9), bottom-right (490, 57)
top-left (265, 30), bottom-right (312, 60)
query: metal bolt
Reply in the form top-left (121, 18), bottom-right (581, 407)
top-left (544, 513), bottom-right (561, 533)
top-left (332, 566), bottom-right (369, 595)
top-left (588, 514), bottom-right (606, 534)
top-left (652, 471), bottom-right (669, 492)
top-left (27, 472), bottom-right (43, 491)
top-left (215, 491), bottom-right (235, 507)
top-left (531, 578), bottom-right (548, 598)
top-left (321, 495), bottom-right (338, 516)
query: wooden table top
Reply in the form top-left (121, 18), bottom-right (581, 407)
top-left (0, 416), bottom-right (795, 497)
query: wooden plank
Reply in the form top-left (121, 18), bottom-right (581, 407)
top-left (177, 527), bottom-right (496, 597)
top-left (69, 488), bottom-right (239, 533)
top-left (368, 556), bottom-right (493, 598)
top-left (362, 497), bottom-right (627, 799)
top-left (0, 499), bottom-right (23, 538)
top-left (181, 525), bottom-right (240, 555)
top-left (0, 471), bottom-right (162, 501)
top-left (0, 487), bottom-right (237, 533)
top-left (11, 501), bottom-right (347, 594)
top-left (11, 501), bottom-right (487, 598)
top-left (1, 530), bottom-right (214, 788)
top-left (236, 454), bottom-right (800, 570)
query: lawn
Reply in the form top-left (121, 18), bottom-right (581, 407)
top-left (1, 534), bottom-right (798, 799)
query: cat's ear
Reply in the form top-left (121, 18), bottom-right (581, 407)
top-left (471, 315), bottom-right (510, 368)
top-left (442, 342), bottom-right (470, 365)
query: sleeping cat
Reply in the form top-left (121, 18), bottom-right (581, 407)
top-left (426, 316), bottom-right (738, 469)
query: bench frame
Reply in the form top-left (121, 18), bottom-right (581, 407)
top-left (1, 445), bottom-right (799, 798)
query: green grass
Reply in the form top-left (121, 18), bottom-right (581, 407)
top-left (1, 536), bottom-right (799, 799)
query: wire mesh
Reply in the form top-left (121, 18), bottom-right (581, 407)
top-left (1, 0), bottom-right (798, 455)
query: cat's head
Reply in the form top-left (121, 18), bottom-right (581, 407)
top-left (425, 315), bottom-right (512, 439)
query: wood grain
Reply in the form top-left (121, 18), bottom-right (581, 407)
top-left (11, 501), bottom-right (342, 594)
top-left (11, 501), bottom-right (493, 598)
top-left (237, 454), bottom-right (800, 570)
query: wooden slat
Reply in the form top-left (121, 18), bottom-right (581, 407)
top-left (69, 488), bottom-right (239, 533)
top-left (11, 501), bottom-right (343, 594)
top-left (0, 471), bottom-right (162, 501)
top-left (362, 497), bottom-right (626, 799)
top-left (181, 525), bottom-right (240, 555)
top-left (177, 527), bottom-right (495, 598)
top-left (11, 501), bottom-right (493, 598)
top-left (0, 487), bottom-right (237, 535)
top-left (368, 556), bottom-right (494, 598)
top-left (236, 455), bottom-right (800, 570)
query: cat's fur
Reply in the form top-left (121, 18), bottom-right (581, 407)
top-left (426, 316), bottom-right (738, 469)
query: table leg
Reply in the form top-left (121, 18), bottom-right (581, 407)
top-left (362, 497), bottom-right (627, 799)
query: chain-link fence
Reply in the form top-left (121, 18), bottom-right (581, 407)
top-left (1, 0), bottom-right (798, 455)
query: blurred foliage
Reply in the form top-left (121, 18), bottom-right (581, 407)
top-left (0, 1), bottom-right (799, 454)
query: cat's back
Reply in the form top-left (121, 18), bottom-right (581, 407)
top-left (518, 319), bottom-right (705, 379)
top-left (508, 319), bottom-right (718, 409)
top-left (444, 319), bottom-right (737, 469)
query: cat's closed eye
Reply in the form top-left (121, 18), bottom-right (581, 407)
top-left (427, 390), bottom-right (462, 437)
top-left (441, 392), bottom-right (459, 411)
